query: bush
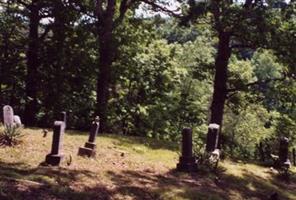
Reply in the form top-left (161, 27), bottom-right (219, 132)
top-left (0, 124), bottom-right (24, 146)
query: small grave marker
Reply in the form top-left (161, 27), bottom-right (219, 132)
top-left (279, 137), bottom-right (290, 167)
top-left (3, 105), bottom-right (14, 126)
top-left (206, 123), bottom-right (220, 152)
top-left (13, 115), bottom-right (22, 127)
top-left (78, 116), bottom-right (100, 157)
top-left (176, 128), bottom-right (198, 172)
top-left (45, 121), bottom-right (65, 166)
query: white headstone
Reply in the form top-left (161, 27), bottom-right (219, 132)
top-left (3, 105), bottom-right (14, 126)
top-left (208, 123), bottom-right (220, 130)
top-left (13, 115), bottom-right (22, 127)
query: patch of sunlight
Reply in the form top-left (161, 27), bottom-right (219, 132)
top-left (247, 182), bottom-right (256, 192)
top-left (221, 160), bottom-right (270, 180)
top-left (221, 161), bottom-right (245, 178)
top-left (29, 174), bottom-right (56, 185)
top-left (160, 187), bottom-right (224, 200)
top-left (228, 190), bottom-right (244, 200)
top-left (159, 187), bottom-right (186, 200)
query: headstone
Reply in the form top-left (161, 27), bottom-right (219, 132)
top-left (78, 116), bottom-right (100, 157)
top-left (176, 128), bottom-right (198, 172)
top-left (279, 137), bottom-right (290, 167)
top-left (13, 115), bottom-right (22, 127)
top-left (45, 121), bottom-right (65, 166)
top-left (3, 105), bottom-right (14, 127)
top-left (206, 123), bottom-right (220, 152)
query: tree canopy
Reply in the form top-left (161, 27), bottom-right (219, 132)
top-left (0, 0), bottom-right (295, 160)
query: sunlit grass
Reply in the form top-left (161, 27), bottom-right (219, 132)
top-left (0, 128), bottom-right (295, 200)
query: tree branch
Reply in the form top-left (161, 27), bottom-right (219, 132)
top-left (227, 76), bottom-right (287, 93)
top-left (114, 0), bottom-right (134, 26)
top-left (140, 0), bottom-right (182, 18)
top-left (95, 0), bottom-right (104, 21)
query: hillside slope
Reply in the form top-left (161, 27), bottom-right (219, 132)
top-left (0, 128), bottom-right (295, 200)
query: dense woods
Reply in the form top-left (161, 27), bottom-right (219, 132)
top-left (0, 0), bottom-right (295, 160)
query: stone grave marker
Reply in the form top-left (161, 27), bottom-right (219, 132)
top-left (206, 123), bottom-right (220, 152)
top-left (45, 121), bottom-right (65, 166)
top-left (279, 137), bottom-right (291, 167)
top-left (13, 115), bottom-right (22, 127)
top-left (176, 128), bottom-right (198, 172)
top-left (78, 116), bottom-right (100, 157)
top-left (3, 105), bottom-right (14, 127)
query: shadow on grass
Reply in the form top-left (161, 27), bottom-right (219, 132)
top-left (0, 161), bottom-right (110, 200)
top-left (105, 167), bottom-right (296, 200)
top-left (1, 160), bottom-right (295, 200)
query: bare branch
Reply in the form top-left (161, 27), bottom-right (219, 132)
top-left (140, 0), bottom-right (182, 18)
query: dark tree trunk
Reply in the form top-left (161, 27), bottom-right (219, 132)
top-left (206, 31), bottom-right (231, 146)
top-left (52, 1), bottom-right (66, 118)
top-left (209, 31), bottom-right (231, 125)
top-left (96, 1), bottom-right (116, 133)
top-left (24, 1), bottom-right (40, 126)
top-left (96, 29), bottom-right (114, 132)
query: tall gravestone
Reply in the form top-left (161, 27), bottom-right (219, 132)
top-left (3, 105), bottom-right (14, 127)
top-left (45, 121), bottom-right (65, 166)
top-left (78, 116), bottom-right (100, 157)
top-left (176, 128), bottom-right (198, 172)
top-left (206, 123), bottom-right (220, 152)
top-left (279, 137), bottom-right (290, 167)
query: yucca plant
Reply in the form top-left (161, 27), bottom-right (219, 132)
top-left (0, 124), bottom-right (24, 146)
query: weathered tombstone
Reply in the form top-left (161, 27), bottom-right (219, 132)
top-left (78, 116), bottom-right (100, 157)
top-left (176, 128), bottom-right (198, 172)
top-left (279, 137), bottom-right (291, 168)
top-left (3, 105), bottom-right (14, 126)
top-left (45, 121), bottom-right (65, 166)
top-left (206, 123), bottom-right (220, 152)
top-left (13, 115), bottom-right (22, 127)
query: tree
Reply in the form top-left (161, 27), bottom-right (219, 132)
top-left (184, 0), bottom-right (293, 149)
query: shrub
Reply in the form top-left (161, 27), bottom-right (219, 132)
top-left (0, 124), bottom-right (24, 146)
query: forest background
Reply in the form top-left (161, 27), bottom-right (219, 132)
top-left (0, 0), bottom-right (295, 160)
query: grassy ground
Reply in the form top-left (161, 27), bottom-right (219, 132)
top-left (0, 128), bottom-right (296, 200)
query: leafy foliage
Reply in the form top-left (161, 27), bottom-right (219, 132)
top-left (0, 124), bottom-right (24, 146)
top-left (0, 0), bottom-right (295, 162)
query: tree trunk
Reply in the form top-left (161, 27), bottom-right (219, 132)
top-left (96, 28), bottom-right (114, 132)
top-left (24, 1), bottom-right (40, 126)
top-left (206, 31), bottom-right (231, 148)
top-left (96, 1), bottom-right (116, 133)
top-left (52, 1), bottom-right (66, 118)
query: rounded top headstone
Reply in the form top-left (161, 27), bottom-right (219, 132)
top-left (3, 105), bottom-right (14, 126)
top-left (209, 123), bottom-right (220, 130)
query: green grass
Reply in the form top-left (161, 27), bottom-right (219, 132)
top-left (0, 128), bottom-right (295, 200)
